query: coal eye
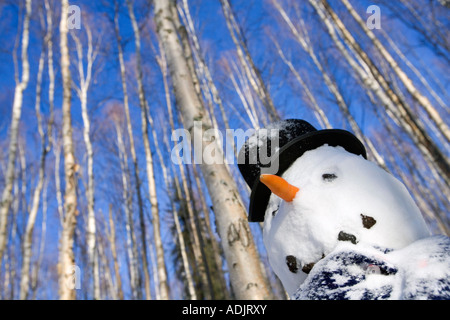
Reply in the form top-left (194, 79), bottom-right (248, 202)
top-left (272, 205), bottom-right (279, 217)
top-left (322, 173), bottom-right (337, 182)
top-left (286, 255), bottom-right (298, 274)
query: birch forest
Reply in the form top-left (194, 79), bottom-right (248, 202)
top-left (0, 0), bottom-right (448, 300)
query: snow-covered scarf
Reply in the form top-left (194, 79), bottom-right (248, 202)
top-left (293, 235), bottom-right (450, 300)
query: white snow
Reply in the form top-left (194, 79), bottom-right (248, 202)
top-left (246, 127), bottom-right (281, 153)
top-left (246, 120), bottom-right (311, 156)
top-left (262, 145), bottom-right (432, 297)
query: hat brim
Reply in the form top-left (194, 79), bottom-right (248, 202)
top-left (248, 129), bottom-right (367, 222)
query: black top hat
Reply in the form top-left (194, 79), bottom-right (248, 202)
top-left (238, 119), bottom-right (367, 222)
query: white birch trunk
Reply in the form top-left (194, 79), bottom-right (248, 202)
top-left (270, 34), bottom-right (332, 130)
top-left (310, 0), bottom-right (450, 185)
top-left (154, 0), bottom-right (273, 299)
top-left (53, 139), bottom-right (64, 226)
top-left (113, 2), bottom-right (146, 298)
top-left (340, 0), bottom-right (449, 143)
top-left (220, 0), bottom-right (279, 122)
top-left (108, 205), bottom-right (124, 300)
top-left (19, 45), bottom-right (46, 300)
top-left (71, 24), bottom-right (100, 300)
top-left (157, 54), bottom-right (198, 300)
top-left (161, 6), bottom-right (217, 299)
top-left (191, 160), bottom-right (230, 299)
top-left (30, 177), bottom-right (48, 299)
top-left (0, 0), bottom-right (31, 264)
top-left (167, 5), bottom-right (234, 288)
top-left (179, 0), bottom-right (231, 136)
top-left (45, 0), bottom-right (55, 149)
top-left (114, 119), bottom-right (140, 299)
top-left (379, 28), bottom-right (447, 110)
top-left (21, 0), bottom-right (56, 297)
top-left (126, 0), bottom-right (169, 300)
top-left (59, 0), bottom-right (78, 300)
top-left (272, 0), bottom-right (387, 168)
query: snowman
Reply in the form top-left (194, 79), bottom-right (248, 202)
top-left (238, 119), bottom-right (450, 300)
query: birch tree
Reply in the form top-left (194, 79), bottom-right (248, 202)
top-left (160, 4), bottom-right (219, 299)
top-left (71, 19), bottom-right (100, 300)
top-left (30, 177), bottom-right (48, 299)
top-left (272, 0), bottom-right (386, 169)
top-left (0, 0), bottom-right (31, 265)
top-left (59, 0), bottom-right (79, 300)
top-left (222, 57), bottom-right (263, 129)
top-left (19, 33), bottom-right (46, 301)
top-left (20, 0), bottom-right (55, 299)
top-left (156, 50), bottom-right (198, 299)
top-left (269, 32), bottom-right (332, 130)
top-left (112, 1), bottom-right (143, 299)
top-left (309, 0), bottom-right (450, 186)
top-left (126, 0), bottom-right (169, 300)
top-left (220, 0), bottom-right (280, 123)
top-left (339, 0), bottom-right (449, 144)
top-left (107, 204), bottom-right (124, 300)
top-left (112, 113), bottom-right (140, 299)
top-left (380, 0), bottom-right (450, 64)
top-left (154, 0), bottom-right (273, 300)
top-left (379, 28), bottom-right (447, 110)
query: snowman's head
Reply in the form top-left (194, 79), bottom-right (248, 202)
top-left (261, 145), bottom-right (430, 296)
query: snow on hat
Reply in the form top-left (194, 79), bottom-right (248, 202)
top-left (238, 119), bottom-right (367, 222)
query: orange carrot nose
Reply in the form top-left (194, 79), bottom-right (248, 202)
top-left (260, 174), bottom-right (299, 202)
